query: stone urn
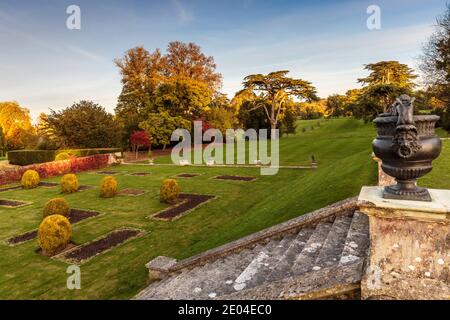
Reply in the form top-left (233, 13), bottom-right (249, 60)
top-left (372, 95), bottom-right (441, 201)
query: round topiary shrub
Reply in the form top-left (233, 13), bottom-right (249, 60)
top-left (55, 152), bottom-right (71, 161)
top-left (100, 176), bottom-right (118, 198)
top-left (43, 198), bottom-right (70, 218)
top-left (21, 170), bottom-right (40, 189)
top-left (160, 179), bottom-right (180, 204)
top-left (38, 214), bottom-right (72, 255)
top-left (60, 174), bottom-right (79, 194)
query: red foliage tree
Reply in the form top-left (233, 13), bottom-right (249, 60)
top-left (130, 131), bottom-right (151, 158)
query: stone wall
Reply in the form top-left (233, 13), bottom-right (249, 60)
top-left (372, 154), bottom-right (396, 187)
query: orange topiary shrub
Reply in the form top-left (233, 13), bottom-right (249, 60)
top-left (21, 169), bottom-right (40, 189)
top-left (38, 215), bottom-right (72, 255)
top-left (100, 176), bottom-right (118, 198)
top-left (60, 173), bottom-right (79, 194)
top-left (160, 179), bottom-right (180, 204)
top-left (43, 198), bottom-right (70, 218)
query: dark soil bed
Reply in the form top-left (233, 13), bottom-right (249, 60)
top-left (154, 193), bottom-right (215, 220)
top-left (96, 171), bottom-right (120, 175)
top-left (0, 186), bottom-right (22, 192)
top-left (78, 185), bottom-right (95, 191)
top-left (36, 242), bottom-right (77, 257)
top-left (175, 173), bottom-right (200, 178)
top-left (0, 199), bottom-right (30, 208)
top-left (62, 229), bottom-right (141, 263)
top-left (118, 188), bottom-right (146, 196)
top-left (6, 209), bottom-right (100, 245)
top-left (38, 182), bottom-right (59, 187)
top-left (129, 172), bottom-right (150, 176)
top-left (214, 175), bottom-right (256, 182)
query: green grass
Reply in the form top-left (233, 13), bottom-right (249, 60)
top-left (0, 118), bottom-right (448, 300)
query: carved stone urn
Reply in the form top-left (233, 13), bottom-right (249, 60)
top-left (372, 95), bottom-right (441, 201)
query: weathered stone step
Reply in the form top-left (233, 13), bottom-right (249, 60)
top-left (292, 221), bottom-right (334, 275)
top-left (241, 234), bottom-right (297, 290)
top-left (191, 248), bottom-right (257, 299)
top-left (163, 259), bottom-right (226, 299)
top-left (230, 239), bottom-right (281, 293)
top-left (314, 214), bottom-right (353, 269)
top-left (339, 211), bottom-right (369, 265)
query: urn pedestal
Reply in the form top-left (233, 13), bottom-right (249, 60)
top-left (358, 186), bottom-right (450, 300)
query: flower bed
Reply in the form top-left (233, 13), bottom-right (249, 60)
top-left (0, 154), bottom-right (110, 186)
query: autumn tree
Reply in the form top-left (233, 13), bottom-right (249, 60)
top-left (0, 127), bottom-right (6, 156)
top-left (165, 41), bottom-right (222, 90)
top-left (420, 3), bottom-right (450, 131)
top-left (0, 101), bottom-right (35, 150)
top-left (114, 42), bottom-right (223, 146)
top-left (130, 131), bottom-right (151, 159)
top-left (114, 47), bottom-right (166, 146)
top-left (139, 110), bottom-right (190, 150)
top-left (46, 100), bottom-right (120, 148)
top-left (241, 71), bottom-right (318, 130)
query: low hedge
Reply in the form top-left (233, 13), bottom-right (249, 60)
top-left (56, 148), bottom-right (121, 158)
top-left (8, 150), bottom-right (55, 166)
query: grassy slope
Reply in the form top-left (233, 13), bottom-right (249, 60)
top-left (0, 118), bottom-right (447, 299)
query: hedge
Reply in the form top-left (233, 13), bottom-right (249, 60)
top-left (8, 150), bottom-right (55, 166)
top-left (56, 148), bottom-right (121, 157)
top-left (0, 154), bottom-right (109, 186)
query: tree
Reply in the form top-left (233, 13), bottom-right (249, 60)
top-left (204, 107), bottom-right (237, 135)
top-left (0, 101), bottom-right (35, 150)
top-left (358, 61), bottom-right (418, 89)
top-left (242, 71), bottom-right (318, 130)
top-left (154, 77), bottom-right (212, 120)
top-left (114, 42), bottom-right (223, 145)
top-left (280, 108), bottom-right (298, 137)
top-left (35, 113), bottom-right (60, 150)
top-left (130, 131), bottom-right (151, 159)
top-left (114, 47), bottom-right (166, 147)
top-left (165, 41), bottom-right (222, 90)
top-left (0, 127), bottom-right (6, 156)
top-left (420, 3), bottom-right (450, 131)
top-left (326, 94), bottom-right (350, 117)
top-left (139, 111), bottom-right (190, 150)
top-left (46, 100), bottom-right (120, 148)
top-left (353, 84), bottom-right (410, 122)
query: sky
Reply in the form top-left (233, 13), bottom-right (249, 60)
top-left (0, 0), bottom-right (447, 121)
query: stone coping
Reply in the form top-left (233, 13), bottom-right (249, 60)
top-left (151, 197), bottom-right (358, 274)
top-left (358, 186), bottom-right (450, 220)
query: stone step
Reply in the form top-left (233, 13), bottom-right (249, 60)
top-left (177, 243), bottom-right (276, 300)
top-left (230, 239), bottom-right (281, 293)
top-left (339, 211), bottom-right (370, 265)
top-left (267, 227), bottom-right (316, 280)
top-left (190, 249), bottom-right (257, 299)
top-left (163, 259), bottom-right (226, 299)
top-left (239, 234), bottom-right (297, 290)
top-left (291, 220), bottom-right (334, 275)
top-left (314, 213), bottom-right (353, 269)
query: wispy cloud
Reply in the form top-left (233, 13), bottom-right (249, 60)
top-left (64, 45), bottom-right (108, 64)
top-left (171, 0), bottom-right (194, 25)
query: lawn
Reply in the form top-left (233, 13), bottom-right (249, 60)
top-left (0, 118), bottom-right (448, 299)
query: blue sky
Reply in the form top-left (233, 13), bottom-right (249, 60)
top-left (0, 0), bottom-right (447, 120)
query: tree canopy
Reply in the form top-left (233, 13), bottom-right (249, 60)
top-left (46, 100), bottom-right (120, 148)
top-left (241, 70), bottom-right (318, 129)
top-left (0, 101), bottom-right (34, 150)
top-left (358, 61), bottom-right (417, 89)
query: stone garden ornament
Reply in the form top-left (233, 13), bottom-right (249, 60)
top-left (373, 95), bottom-right (442, 201)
